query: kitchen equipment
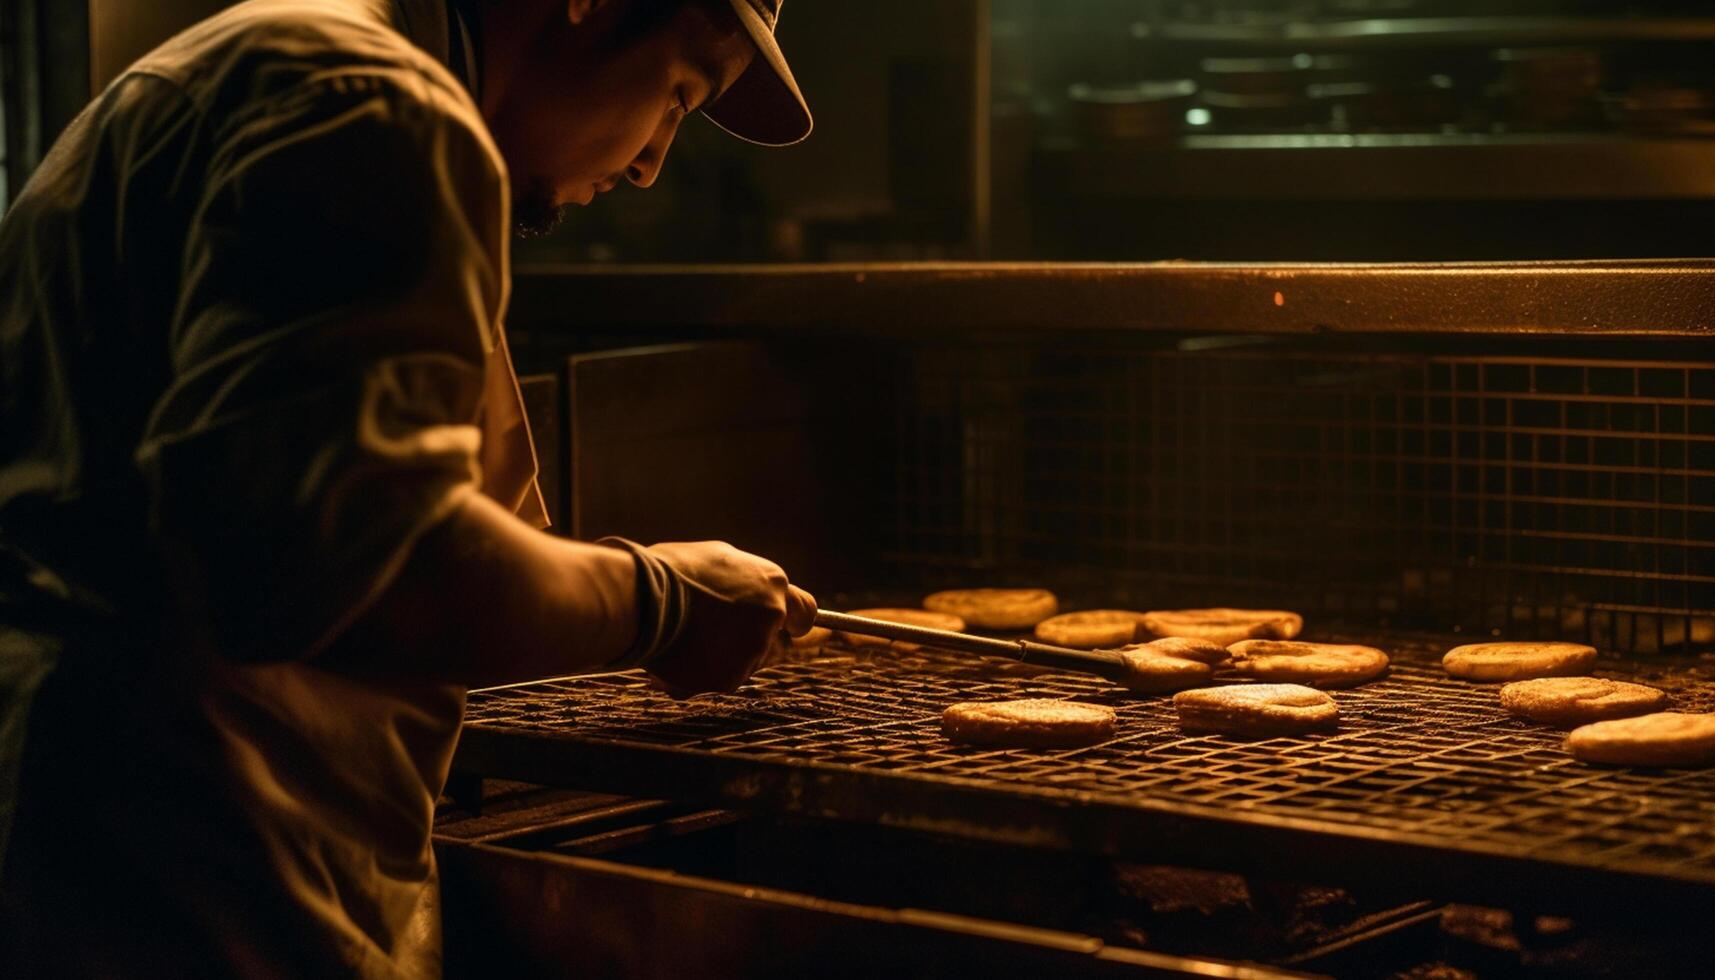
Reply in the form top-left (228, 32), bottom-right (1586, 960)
top-left (451, 262), bottom-right (1715, 976)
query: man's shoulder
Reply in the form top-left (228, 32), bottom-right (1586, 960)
top-left (128, 0), bottom-right (474, 129)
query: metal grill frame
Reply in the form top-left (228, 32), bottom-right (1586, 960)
top-left (457, 636), bottom-right (1715, 921)
top-left (507, 262), bottom-right (1715, 338)
top-left (509, 266), bottom-right (1715, 659)
top-left (881, 343), bottom-right (1715, 656)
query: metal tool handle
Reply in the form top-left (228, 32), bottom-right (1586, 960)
top-left (812, 610), bottom-right (1133, 683)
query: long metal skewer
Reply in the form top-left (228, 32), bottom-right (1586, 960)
top-left (812, 610), bottom-right (1133, 683)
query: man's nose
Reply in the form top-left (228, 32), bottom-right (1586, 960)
top-left (627, 121), bottom-right (681, 188)
top-left (626, 159), bottom-right (659, 188)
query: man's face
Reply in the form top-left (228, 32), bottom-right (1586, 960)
top-left (482, 1), bottom-right (757, 237)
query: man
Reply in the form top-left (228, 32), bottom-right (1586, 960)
top-left (0, 0), bottom-right (815, 975)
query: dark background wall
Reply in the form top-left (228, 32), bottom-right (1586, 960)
top-left (515, 0), bottom-right (982, 265)
top-left (8, 1), bottom-right (1715, 262)
top-left (1, 0), bottom-right (90, 210)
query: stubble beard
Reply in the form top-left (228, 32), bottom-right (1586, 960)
top-left (512, 180), bottom-right (569, 239)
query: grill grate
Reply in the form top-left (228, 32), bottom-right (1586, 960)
top-left (884, 346), bottom-right (1715, 655)
top-left (461, 635), bottom-right (1715, 908)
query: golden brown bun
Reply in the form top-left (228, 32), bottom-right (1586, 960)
top-left (941, 699), bottom-right (1116, 748)
top-left (1131, 636), bottom-right (1230, 665)
top-left (1227, 640), bottom-right (1389, 689)
top-left (924, 589), bottom-right (1059, 630)
top-left (1565, 712), bottom-right (1715, 768)
top-left (1033, 610), bottom-right (1147, 648)
top-left (1173, 684), bottom-right (1339, 737)
top-left (1443, 642), bottom-right (1596, 682)
top-left (1115, 649), bottom-right (1215, 693)
top-left (1139, 608), bottom-right (1303, 646)
top-left (1499, 677), bottom-right (1667, 727)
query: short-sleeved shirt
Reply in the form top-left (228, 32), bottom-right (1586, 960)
top-left (0, 0), bottom-right (541, 974)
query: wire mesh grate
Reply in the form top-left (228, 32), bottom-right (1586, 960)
top-left (464, 636), bottom-right (1715, 884)
top-left (883, 346), bottom-right (1715, 655)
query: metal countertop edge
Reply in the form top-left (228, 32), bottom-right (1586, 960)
top-left (508, 262), bottom-right (1715, 337)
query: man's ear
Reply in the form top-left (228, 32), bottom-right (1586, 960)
top-left (566, 0), bottom-right (616, 25)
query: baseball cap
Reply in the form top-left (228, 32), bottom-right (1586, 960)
top-left (703, 0), bottom-right (813, 146)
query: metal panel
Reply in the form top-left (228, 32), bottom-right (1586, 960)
top-left (437, 839), bottom-right (1310, 980)
top-left (1039, 137), bottom-right (1715, 202)
top-left (508, 262), bottom-right (1715, 337)
top-left (562, 341), bottom-right (867, 591)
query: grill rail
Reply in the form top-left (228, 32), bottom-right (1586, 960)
top-left (457, 635), bottom-right (1715, 919)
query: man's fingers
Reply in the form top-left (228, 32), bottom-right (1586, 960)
top-left (784, 584), bottom-right (818, 636)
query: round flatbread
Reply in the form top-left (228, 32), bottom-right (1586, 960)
top-left (1173, 684), bottom-right (1339, 737)
top-left (1227, 640), bottom-right (1389, 689)
top-left (1132, 636), bottom-right (1230, 666)
top-left (1139, 608), bottom-right (1303, 646)
top-left (1034, 610), bottom-right (1147, 648)
top-left (1115, 648), bottom-right (1215, 694)
top-left (1499, 677), bottom-right (1668, 727)
top-left (1565, 712), bottom-right (1715, 768)
top-left (941, 699), bottom-right (1116, 748)
top-left (839, 608), bottom-right (966, 649)
top-left (924, 589), bottom-right (1059, 630)
top-left (1442, 642), bottom-right (1596, 682)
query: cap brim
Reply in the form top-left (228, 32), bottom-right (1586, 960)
top-left (703, 0), bottom-right (812, 146)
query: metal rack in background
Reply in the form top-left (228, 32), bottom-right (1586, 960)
top-left (506, 263), bottom-right (1715, 657)
top-left (886, 344), bottom-right (1715, 656)
top-left (456, 639), bottom-right (1715, 920)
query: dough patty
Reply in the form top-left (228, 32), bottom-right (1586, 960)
top-left (1131, 636), bottom-right (1230, 666)
top-left (941, 699), bottom-right (1116, 748)
top-left (1565, 712), bottom-right (1715, 768)
top-left (1139, 608), bottom-right (1303, 646)
top-left (1227, 640), bottom-right (1389, 689)
top-left (924, 589), bottom-right (1059, 630)
top-left (1115, 647), bottom-right (1215, 694)
top-left (1442, 642), bottom-right (1596, 682)
top-left (1033, 610), bottom-right (1147, 648)
top-left (1173, 684), bottom-right (1339, 737)
top-left (1499, 677), bottom-right (1668, 727)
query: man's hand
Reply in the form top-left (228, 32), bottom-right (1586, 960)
top-left (637, 541), bottom-right (817, 697)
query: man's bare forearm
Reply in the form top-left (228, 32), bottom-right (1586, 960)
top-left (324, 493), bottom-right (640, 687)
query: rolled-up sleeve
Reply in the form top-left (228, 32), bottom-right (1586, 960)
top-left (136, 68), bottom-right (508, 663)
